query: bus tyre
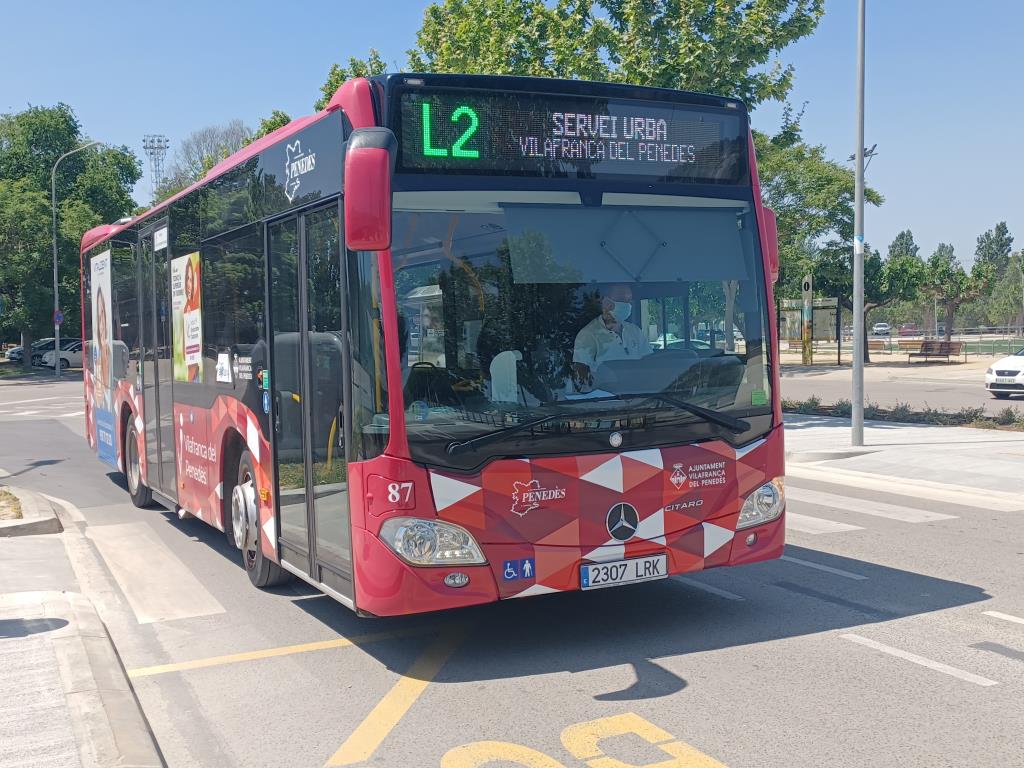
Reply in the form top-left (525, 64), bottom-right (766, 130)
top-left (125, 423), bottom-right (152, 508)
top-left (235, 450), bottom-right (290, 588)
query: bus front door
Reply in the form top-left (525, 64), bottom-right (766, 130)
top-left (267, 204), bottom-right (353, 604)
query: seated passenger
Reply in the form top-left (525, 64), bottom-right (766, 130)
top-left (572, 284), bottom-right (650, 391)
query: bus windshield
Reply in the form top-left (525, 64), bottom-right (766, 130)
top-left (392, 190), bottom-right (773, 469)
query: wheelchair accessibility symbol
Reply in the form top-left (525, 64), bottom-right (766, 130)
top-left (503, 558), bottom-right (535, 581)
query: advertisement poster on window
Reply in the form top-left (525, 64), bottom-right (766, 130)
top-left (91, 249), bottom-right (117, 466)
top-left (171, 252), bottom-right (203, 382)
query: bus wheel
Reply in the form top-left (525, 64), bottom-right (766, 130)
top-left (234, 450), bottom-right (290, 588)
top-left (125, 423), bottom-right (152, 508)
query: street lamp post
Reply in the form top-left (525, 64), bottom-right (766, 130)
top-left (852, 0), bottom-right (867, 446)
top-left (51, 141), bottom-right (100, 380)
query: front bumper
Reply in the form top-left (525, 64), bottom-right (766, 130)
top-left (353, 513), bottom-right (785, 617)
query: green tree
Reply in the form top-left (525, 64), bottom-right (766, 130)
top-left (316, 50), bottom-right (388, 110)
top-left (753, 107), bottom-right (883, 298)
top-left (407, 0), bottom-right (823, 108)
top-left (983, 251), bottom-right (1024, 332)
top-left (925, 243), bottom-right (993, 342)
top-left (0, 104), bottom-right (140, 364)
top-left (154, 120), bottom-right (251, 203)
top-left (245, 110), bottom-right (293, 146)
top-left (974, 221), bottom-right (1013, 275)
top-left (813, 232), bottom-right (925, 362)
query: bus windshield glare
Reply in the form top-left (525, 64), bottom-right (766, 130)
top-left (392, 190), bottom-right (772, 469)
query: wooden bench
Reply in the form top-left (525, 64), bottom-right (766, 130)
top-left (897, 339), bottom-right (923, 353)
top-left (908, 340), bottom-right (963, 362)
top-left (868, 339), bottom-right (887, 352)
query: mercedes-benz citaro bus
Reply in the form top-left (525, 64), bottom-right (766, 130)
top-left (80, 74), bottom-right (784, 616)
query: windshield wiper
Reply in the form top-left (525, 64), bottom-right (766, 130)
top-left (616, 391), bottom-right (750, 433)
top-left (445, 392), bottom-right (749, 456)
top-left (446, 415), bottom-right (573, 456)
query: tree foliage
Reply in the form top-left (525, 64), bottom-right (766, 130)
top-left (246, 110), bottom-right (293, 146)
top-left (925, 243), bottom-right (993, 341)
top-left (753, 107), bottom-right (882, 298)
top-left (406, 0), bottom-right (823, 108)
top-left (154, 120), bottom-right (252, 203)
top-left (316, 49), bottom-right (388, 110)
top-left (0, 104), bottom-right (140, 353)
top-left (974, 221), bottom-right (1013, 275)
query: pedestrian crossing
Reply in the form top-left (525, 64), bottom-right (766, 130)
top-left (784, 470), bottom-right (971, 537)
top-left (0, 396), bottom-right (84, 420)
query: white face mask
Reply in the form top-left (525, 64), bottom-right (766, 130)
top-left (610, 300), bottom-right (632, 322)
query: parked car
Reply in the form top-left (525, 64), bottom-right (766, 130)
top-left (31, 337), bottom-right (81, 366)
top-left (41, 340), bottom-right (84, 371)
top-left (985, 347), bottom-right (1024, 399)
top-left (872, 322), bottom-right (891, 336)
top-left (5, 338), bottom-right (55, 364)
top-left (897, 323), bottom-right (918, 336)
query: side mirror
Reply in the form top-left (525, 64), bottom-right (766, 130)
top-left (344, 128), bottom-right (396, 252)
top-left (763, 207), bottom-right (779, 284)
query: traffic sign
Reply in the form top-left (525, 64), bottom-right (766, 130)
top-left (53, 309), bottom-right (64, 326)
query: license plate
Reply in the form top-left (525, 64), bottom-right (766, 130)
top-left (995, 377), bottom-right (1016, 384)
top-left (580, 554), bottom-right (668, 591)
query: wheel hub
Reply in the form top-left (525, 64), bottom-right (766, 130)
top-left (231, 480), bottom-right (258, 551)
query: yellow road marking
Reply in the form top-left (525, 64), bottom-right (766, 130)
top-left (325, 625), bottom-right (466, 766)
top-left (127, 626), bottom-right (435, 679)
top-left (562, 712), bottom-right (728, 768)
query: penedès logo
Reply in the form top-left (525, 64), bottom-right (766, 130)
top-left (511, 479), bottom-right (566, 517)
top-left (284, 140), bottom-right (317, 203)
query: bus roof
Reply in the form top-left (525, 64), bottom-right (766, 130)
top-left (80, 77), bottom-right (378, 254)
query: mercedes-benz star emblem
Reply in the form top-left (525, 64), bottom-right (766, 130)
top-left (606, 502), bottom-right (640, 541)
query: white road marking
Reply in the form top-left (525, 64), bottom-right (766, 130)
top-left (780, 554), bottom-right (868, 580)
top-left (841, 634), bottom-right (999, 687)
top-left (983, 610), bottom-right (1024, 627)
top-left (13, 411), bottom-right (40, 416)
top-left (675, 576), bottom-right (745, 601)
top-left (88, 522), bottom-right (225, 624)
top-left (787, 487), bottom-right (957, 523)
top-left (786, 512), bottom-right (863, 535)
top-left (0, 396), bottom-right (64, 405)
top-left (59, 411), bottom-right (85, 418)
top-left (787, 464), bottom-right (1023, 511)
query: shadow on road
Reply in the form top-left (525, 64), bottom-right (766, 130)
top-left (1, 457), bottom-right (65, 479)
top-left (0, 617), bottom-right (69, 638)
top-left (145, 492), bottom-right (991, 703)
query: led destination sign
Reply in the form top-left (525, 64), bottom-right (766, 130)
top-left (397, 89), bottom-right (747, 184)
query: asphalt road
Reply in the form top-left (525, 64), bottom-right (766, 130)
top-left (1, 376), bottom-right (1022, 768)
top-left (780, 359), bottom-right (1024, 413)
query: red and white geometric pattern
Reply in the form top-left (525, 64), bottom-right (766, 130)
top-left (429, 438), bottom-right (775, 598)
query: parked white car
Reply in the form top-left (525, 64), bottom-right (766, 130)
top-left (41, 340), bottom-right (83, 371)
top-left (985, 347), bottom-right (1024, 399)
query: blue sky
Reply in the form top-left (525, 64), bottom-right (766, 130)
top-left (2, 1), bottom-right (1019, 263)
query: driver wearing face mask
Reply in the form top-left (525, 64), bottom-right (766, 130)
top-left (572, 283), bottom-right (650, 392)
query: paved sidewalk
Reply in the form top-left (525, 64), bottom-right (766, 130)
top-left (0, 489), bottom-right (163, 768)
top-left (784, 414), bottom-right (1024, 495)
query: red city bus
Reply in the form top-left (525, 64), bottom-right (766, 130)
top-left (80, 74), bottom-right (784, 616)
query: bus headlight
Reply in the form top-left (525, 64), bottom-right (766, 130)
top-left (379, 517), bottom-right (486, 566)
top-left (737, 478), bottom-right (785, 530)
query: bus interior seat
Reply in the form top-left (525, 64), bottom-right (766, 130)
top-left (403, 362), bottom-right (461, 407)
